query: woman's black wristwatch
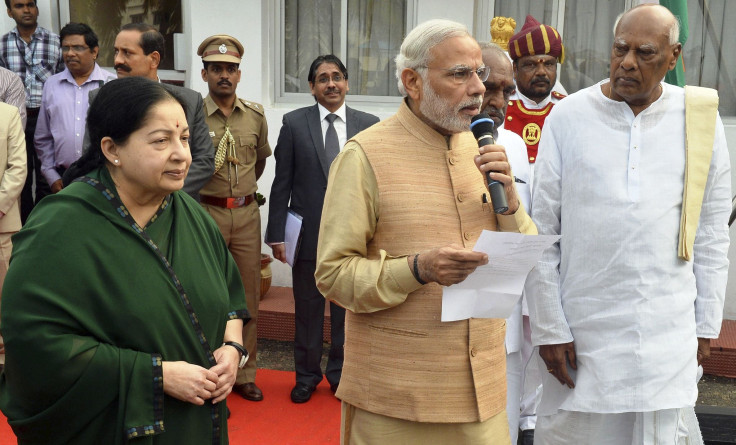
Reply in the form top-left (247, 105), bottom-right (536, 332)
top-left (223, 341), bottom-right (249, 369)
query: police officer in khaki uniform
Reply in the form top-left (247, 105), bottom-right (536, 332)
top-left (197, 35), bottom-right (271, 402)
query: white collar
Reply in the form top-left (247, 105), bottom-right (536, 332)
top-left (515, 90), bottom-right (552, 109)
top-left (318, 102), bottom-right (347, 122)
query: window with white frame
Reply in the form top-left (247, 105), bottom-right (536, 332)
top-left (58, 0), bottom-right (184, 83)
top-left (66, 0), bottom-right (182, 70)
top-left (280, 0), bottom-right (409, 99)
top-left (482, 0), bottom-right (736, 116)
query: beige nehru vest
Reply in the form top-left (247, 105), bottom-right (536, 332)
top-left (337, 103), bottom-right (508, 423)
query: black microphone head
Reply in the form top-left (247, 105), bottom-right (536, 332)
top-left (470, 113), bottom-right (495, 139)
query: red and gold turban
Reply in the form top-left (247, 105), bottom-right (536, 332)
top-left (508, 15), bottom-right (565, 64)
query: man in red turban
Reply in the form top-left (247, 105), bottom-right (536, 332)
top-left (505, 15), bottom-right (566, 169)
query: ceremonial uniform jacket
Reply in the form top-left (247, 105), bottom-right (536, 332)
top-left (505, 90), bottom-right (565, 164)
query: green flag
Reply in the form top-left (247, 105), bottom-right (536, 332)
top-left (660, 0), bottom-right (689, 86)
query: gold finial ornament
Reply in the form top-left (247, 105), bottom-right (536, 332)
top-left (490, 16), bottom-right (517, 51)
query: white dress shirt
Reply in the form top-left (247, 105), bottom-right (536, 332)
top-left (526, 81), bottom-right (731, 415)
top-left (509, 89), bottom-right (563, 110)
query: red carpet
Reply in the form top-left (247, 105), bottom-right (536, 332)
top-left (0, 369), bottom-right (340, 444)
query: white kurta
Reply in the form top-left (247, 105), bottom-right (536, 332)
top-left (526, 81), bottom-right (731, 415)
top-left (499, 127), bottom-right (533, 209)
top-left (500, 127), bottom-right (532, 354)
top-left (500, 128), bottom-right (534, 442)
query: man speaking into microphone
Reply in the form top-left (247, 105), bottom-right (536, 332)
top-left (315, 19), bottom-right (535, 444)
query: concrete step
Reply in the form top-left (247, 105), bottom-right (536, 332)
top-left (257, 286), bottom-right (331, 343)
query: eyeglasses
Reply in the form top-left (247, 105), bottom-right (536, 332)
top-left (316, 74), bottom-right (345, 84)
top-left (422, 65), bottom-right (490, 84)
top-left (61, 45), bottom-right (90, 53)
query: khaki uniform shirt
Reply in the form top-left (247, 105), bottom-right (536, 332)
top-left (199, 95), bottom-right (271, 198)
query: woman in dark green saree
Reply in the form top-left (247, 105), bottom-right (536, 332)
top-left (0, 77), bottom-right (249, 444)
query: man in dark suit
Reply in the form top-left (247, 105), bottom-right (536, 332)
top-left (72, 23), bottom-right (213, 199)
top-left (266, 55), bottom-right (378, 404)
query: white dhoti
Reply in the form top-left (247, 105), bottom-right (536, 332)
top-left (506, 349), bottom-right (521, 443)
top-left (536, 408), bottom-right (703, 445)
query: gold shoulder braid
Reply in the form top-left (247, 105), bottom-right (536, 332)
top-left (215, 125), bottom-right (240, 184)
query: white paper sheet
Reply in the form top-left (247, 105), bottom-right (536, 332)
top-left (285, 210), bottom-right (303, 267)
top-left (441, 231), bottom-right (560, 321)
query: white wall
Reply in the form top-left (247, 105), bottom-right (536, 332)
top-left (1, 0), bottom-right (54, 34)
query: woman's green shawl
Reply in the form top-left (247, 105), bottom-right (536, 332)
top-left (0, 168), bottom-right (248, 444)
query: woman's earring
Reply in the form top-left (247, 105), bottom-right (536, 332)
top-left (114, 159), bottom-right (120, 165)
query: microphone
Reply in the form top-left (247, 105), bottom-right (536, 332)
top-left (470, 113), bottom-right (508, 214)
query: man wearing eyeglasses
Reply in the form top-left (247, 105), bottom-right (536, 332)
top-left (0, 0), bottom-right (64, 222)
top-left (315, 19), bottom-right (535, 443)
top-left (505, 15), bottom-right (566, 175)
top-left (34, 22), bottom-right (114, 195)
top-left (527, 5), bottom-right (730, 444)
top-left (266, 54), bottom-right (378, 404)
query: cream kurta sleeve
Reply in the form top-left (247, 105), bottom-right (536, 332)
top-left (0, 106), bottom-right (27, 215)
top-left (315, 142), bottom-right (423, 313)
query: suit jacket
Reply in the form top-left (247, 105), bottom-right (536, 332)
top-left (0, 102), bottom-right (26, 232)
top-left (266, 104), bottom-right (379, 261)
top-left (81, 80), bottom-right (214, 200)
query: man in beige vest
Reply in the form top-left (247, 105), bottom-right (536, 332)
top-left (315, 19), bottom-right (536, 444)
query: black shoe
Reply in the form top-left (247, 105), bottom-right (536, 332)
top-left (519, 429), bottom-right (534, 445)
top-left (290, 383), bottom-right (315, 403)
top-left (232, 382), bottom-right (264, 401)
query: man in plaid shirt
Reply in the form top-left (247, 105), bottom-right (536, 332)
top-left (0, 0), bottom-right (63, 223)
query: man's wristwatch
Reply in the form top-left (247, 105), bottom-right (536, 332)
top-left (223, 341), bottom-right (249, 369)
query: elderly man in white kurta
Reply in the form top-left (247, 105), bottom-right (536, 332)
top-left (526, 5), bottom-right (730, 445)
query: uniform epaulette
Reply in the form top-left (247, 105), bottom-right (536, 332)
top-left (551, 91), bottom-right (566, 100)
top-left (239, 98), bottom-right (265, 116)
